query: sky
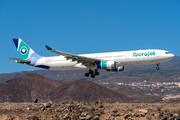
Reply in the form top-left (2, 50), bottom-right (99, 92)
top-left (0, 0), bottom-right (180, 73)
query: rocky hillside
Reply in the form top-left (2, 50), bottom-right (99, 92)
top-left (0, 73), bottom-right (131, 103)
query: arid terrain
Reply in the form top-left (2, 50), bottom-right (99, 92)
top-left (0, 73), bottom-right (159, 103)
top-left (1, 101), bottom-right (180, 120)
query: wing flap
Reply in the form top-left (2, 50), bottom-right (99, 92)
top-left (45, 45), bottom-right (100, 65)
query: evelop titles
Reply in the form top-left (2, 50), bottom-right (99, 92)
top-left (133, 51), bottom-right (155, 57)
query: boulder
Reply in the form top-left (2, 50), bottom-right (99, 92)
top-left (86, 114), bottom-right (92, 120)
top-left (175, 116), bottom-right (180, 120)
top-left (93, 115), bottom-right (100, 120)
top-left (79, 117), bottom-right (86, 120)
top-left (112, 109), bottom-right (118, 114)
top-left (124, 114), bottom-right (131, 119)
top-left (43, 103), bottom-right (51, 108)
top-left (138, 109), bottom-right (148, 114)
top-left (81, 112), bottom-right (88, 117)
top-left (161, 116), bottom-right (168, 120)
top-left (63, 114), bottom-right (69, 119)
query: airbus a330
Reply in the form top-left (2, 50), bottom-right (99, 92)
top-left (8, 38), bottom-right (174, 78)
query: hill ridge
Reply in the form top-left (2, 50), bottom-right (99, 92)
top-left (0, 73), bottom-right (131, 103)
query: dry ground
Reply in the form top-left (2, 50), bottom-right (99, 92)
top-left (1, 102), bottom-right (180, 120)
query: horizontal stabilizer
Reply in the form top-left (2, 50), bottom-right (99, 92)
top-left (7, 57), bottom-right (31, 64)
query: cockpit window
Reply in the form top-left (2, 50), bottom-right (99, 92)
top-left (165, 52), bottom-right (171, 54)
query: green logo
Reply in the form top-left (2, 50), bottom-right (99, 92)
top-left (133, 51), bottom-right (155, 57)
top-left (20, 46), bottom-right (28, 55)
top-left (18, 41), bottom-right (30, 60)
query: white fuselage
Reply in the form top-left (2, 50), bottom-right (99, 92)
top-left (34, 49), bottom-right (174, 70)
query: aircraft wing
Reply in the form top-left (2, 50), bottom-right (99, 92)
top-left (7, 57), bottom-right (31, 64)
top-left (45, 45), bottom-right (100, 65)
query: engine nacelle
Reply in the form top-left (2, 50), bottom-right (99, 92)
top-left (97, 61), bottom-right (116, 69)
top-left (106, 66), bottom-right (124, 72)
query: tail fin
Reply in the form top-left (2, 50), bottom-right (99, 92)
top-left (33, 99), bottom-right (38, 103)
top-left (13, 38), bottom-right (42, 60)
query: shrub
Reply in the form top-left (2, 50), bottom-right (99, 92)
top-left (99, 104), bottom-right (104, 108)
top-left (62, 101), bottom-right (68, 104)
top-left (70, 100), bottom-right (74, 104)
top-left (81, 101), bottom-right (87, 105)
top-left (93, 101), bottom-right (99, 104)
top-left (99, 101), bottom-right (103, 104)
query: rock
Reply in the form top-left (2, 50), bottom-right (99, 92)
top-left (112, 109), bottom-right (118, 114)
top-left (140, 113), bottom-right (146, 117)
top-left (138, 109), bottom-right (148, 113)
top-left (43, 102), bottom-right (51, 108)
top-left (115, 117), bottom-right (122, 120)
top-left (173, 113), bottom-right (179, 117)
top-left (81, 112), bottom-right (88, 117)
top-left (86, 114), bottom-right (92, 120)
top-left (109, 116), bottom-right (115, 120)
top-left (64, 114), bottom-right (69, 119)
top-left (99, 108), bottom-right (104, 114)
top-left (67, 103), bottom-right (71, 107)
top-left (48, 101), bottom-right (53, 105)
top-left (95, 113), bottom-right (101, 116)
top-left (93, 115), bottom-right (99, 120)
top-left (47, 108), bottom-right (53, 112)
top-left (27, 107), bottom-right (31, 110)
top-left (89, 107), bottom-right (95, 111)
top-left (79, 117), bottom-right (86, 120)
top-left (31, 116), bottom-right (39, 120)
top-left (176, 116), bottom-right (180, 120)
top-left (161, 116), bottom-right (168, 120)
top-left (55, 108), bottom-right (62, 112)
top-left (32, 107), bottom-right (39, 112)
top-left (151, 113), bottom-right (155, 116)
top-left (114, 113), bottom-right (120, 116)
top-left (64, 108), bottom-right (69, 112)
top-left (135, 113), bottom-right (139, 117)
top-left (124, 114), bottom-right (131, 119)
top-left (40, 107), bottom-right (45, 111)
top-left (119, 112), bottom-right (124, 116)
top-left (76, 103), bottom-right (82, 107)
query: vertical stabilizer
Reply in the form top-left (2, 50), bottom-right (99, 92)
top-left (12, 38), bottom-right (42, 62)
top-left (33, 99), bottom-right (38, 103)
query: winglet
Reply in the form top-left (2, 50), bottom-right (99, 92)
top-left (45, 45), bottom-right (53, 50)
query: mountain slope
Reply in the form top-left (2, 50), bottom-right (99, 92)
top-left (0, 73), bottom-right (62, 102)
top-left (50, 80), bottom-right (130, 102)
top-left (0, 73), bottom-right (131, 103)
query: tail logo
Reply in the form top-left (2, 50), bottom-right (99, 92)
top-left (20, 46), bottom-right (28, 55)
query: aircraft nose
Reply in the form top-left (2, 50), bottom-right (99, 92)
top-left (171, 53), bottom-right (175, 58)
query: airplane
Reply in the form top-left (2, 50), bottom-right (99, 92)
top-left (8, 38), bottom-right (174, 78)
top-left (33, 99), bottom-right (38, 103)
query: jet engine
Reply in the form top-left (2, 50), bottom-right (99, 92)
top-left (106, 66), bottom-right (124, 72)
top-left (97, 61), bottom-right (116, 69)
